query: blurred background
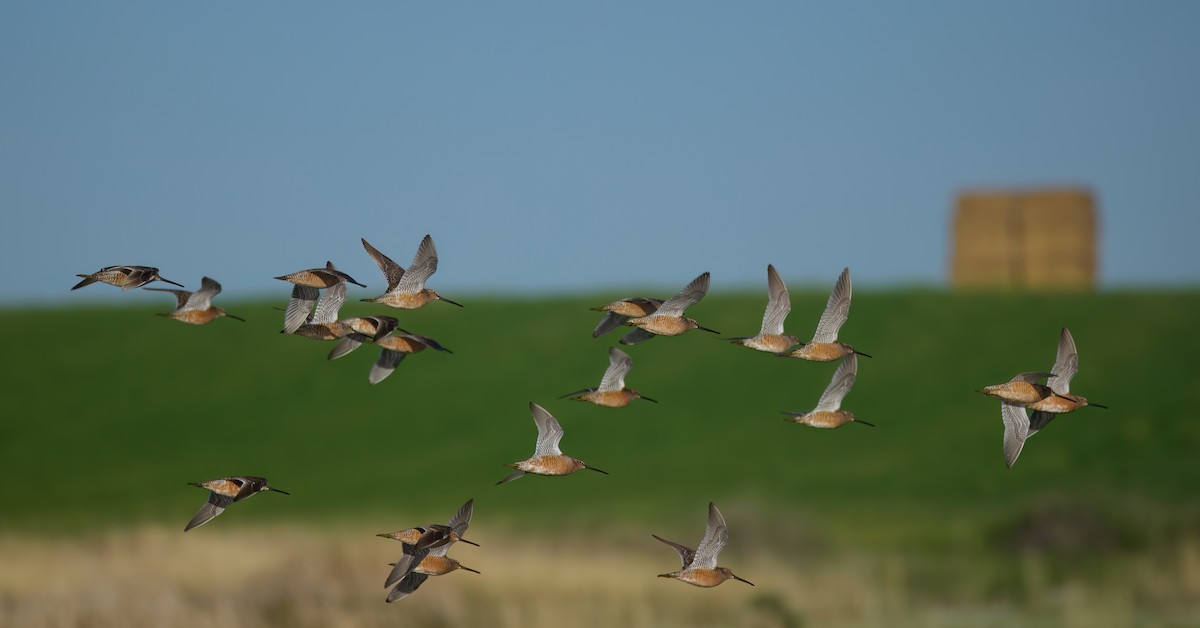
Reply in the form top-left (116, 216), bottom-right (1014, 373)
top-left (2, 2), bottom-right (1198, 626)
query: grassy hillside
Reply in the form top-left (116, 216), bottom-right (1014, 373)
top-left (2, 289), bottom-right (1198, 544)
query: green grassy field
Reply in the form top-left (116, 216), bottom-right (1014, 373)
top-left (4, 289), bottom-right (1197, 536)
top-left (3, 288), bottom-right (1200, 626)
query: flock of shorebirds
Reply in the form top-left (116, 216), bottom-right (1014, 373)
top-left (71, 234), bottom-right (1105, 601)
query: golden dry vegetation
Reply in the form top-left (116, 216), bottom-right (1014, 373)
top-left (3, 522), bottom-right (1200, 628)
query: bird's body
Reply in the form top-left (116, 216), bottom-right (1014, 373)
top-left (148, 277), bottom-right (243, 326)
top-left (622, 272), bottom-right (718, 344)
top-left (72, 265), bottom-right (183, 291)
top-left (787, 409), bottom-right (859, 429)
top-left (783, 341), bottom-right (858, 362)
top-left (1028, 394), bottom-right (1090, 413)
top-left (274, 265), bottom-right (364, 289)
top-left (562, 347), bottom-right (656, 408)
top-left (184, 475), bottom-right (287, 532)
top-left (728, 264), bottom-right (799, 354)
top-left (360, 236), bottom-right (462, 310)
top-left (977, 372), bottom-right (1056, 405)
top-left (783, 354), bottom-right (872, 428)
top-left (571, 390), bottom-right (643, 408)
top-left (507, 454), bottom-right (590, 476)
top-left (781, 268), bottom-right (870, 361)
top-left (497, 403), bottom-right (607, 484)
top-left (654, 502), bottom-right (753, 588)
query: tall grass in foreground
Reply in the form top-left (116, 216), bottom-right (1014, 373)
top-left (2, 523), bottom-right (1199, 628)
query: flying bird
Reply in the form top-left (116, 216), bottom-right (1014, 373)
top-left (184, 476), bottom-right (288, 532)
top-left (365, 331), bottom-right (453, 385)
top-left (381, 497), bottom-right (480, 595)
top-left (782, 354), bottom-right (873, 428)
top-left (726, 264), bottom-right (799, 354)
top-left (991, 328), bottom-right (1106, 468)
top-left (654, 502), bottom-right (753, 588)
top-left (590, 297), bottom-right (664, 338)
top-left (780, 267), bottom-right (870, 361)
top-left (621, 272), bottom-right (718, 345)
top-left (275, 261), bottom-right (365, 335)
top-left (147, 276), bottom-right (244, 325)
top-left (72, 265), bottom-right (183, 291)
top-left (560, 347), bottom-right (657, 407)
top-left (497, 403), bottom-right (607, 484)
top-left (360, 236), bottom-right (463, 309)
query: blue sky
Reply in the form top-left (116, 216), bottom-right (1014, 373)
top-left (2, 2), bottom-right (1196, 304)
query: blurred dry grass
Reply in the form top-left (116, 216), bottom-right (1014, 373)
top-left (3, 523), bottom-right (1200, 628)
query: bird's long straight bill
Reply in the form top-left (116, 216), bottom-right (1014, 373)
top-left (441, 297), bottom-right (464, 307)
top-left (697, 325), bottom-right (721, 334)
top-left (854, 350), bottom-right (873, 358)
top-left (1090, 402), bottom-right (1109, 409)
top-left (227, 314), bottom-right (247, 322)
top-left (733, 575), bottom-right (755, 586)
top-left (460, 566), bottom-right (482, 574)
top-left (269, 488), bottom-right (290, 495)
top-left (585, 465), bottom-right (609, 475)
top-left (639, 395), bottom-right (659, 403)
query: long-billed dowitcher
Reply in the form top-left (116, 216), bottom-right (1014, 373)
top-left (497, 402), bottom-right (607, 484)
top-left (377, 499), bottom-right (478, 551)
top-left (380, 499), bottom-right (477, 590)
top-left (184, 476), bottom-right (288, 532)
top-left (360, 236), bottom-right (463, 309)
top-left (782, 354), bottom-right (873, 428)
top-left (560, 347), bottom-right (657, 407)
top-left (276, 262), bottom-right (365, 335)
top-left (977, 371), bottom-right (1057, 406)
top-left (621, 272), bottom-right (718, 345)
top-left (780, 267), bottom-right (871, 361)
top-left (590, 297), bottom-right (664, 338)
top-left (727, 264), bottom-right (799, 354)
top-left (654, 502), bottom-right (754, 588)
top-left (146, 276), bottom-right (245, 325)
top-left (72, 265), bottom-right (183, 291)
top-left (1026, 327), bottom-right (1107, 414)
top-left (366, 331), bottom-right (453, 385)
top-left (384, 545), bottom-right (480, 603)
